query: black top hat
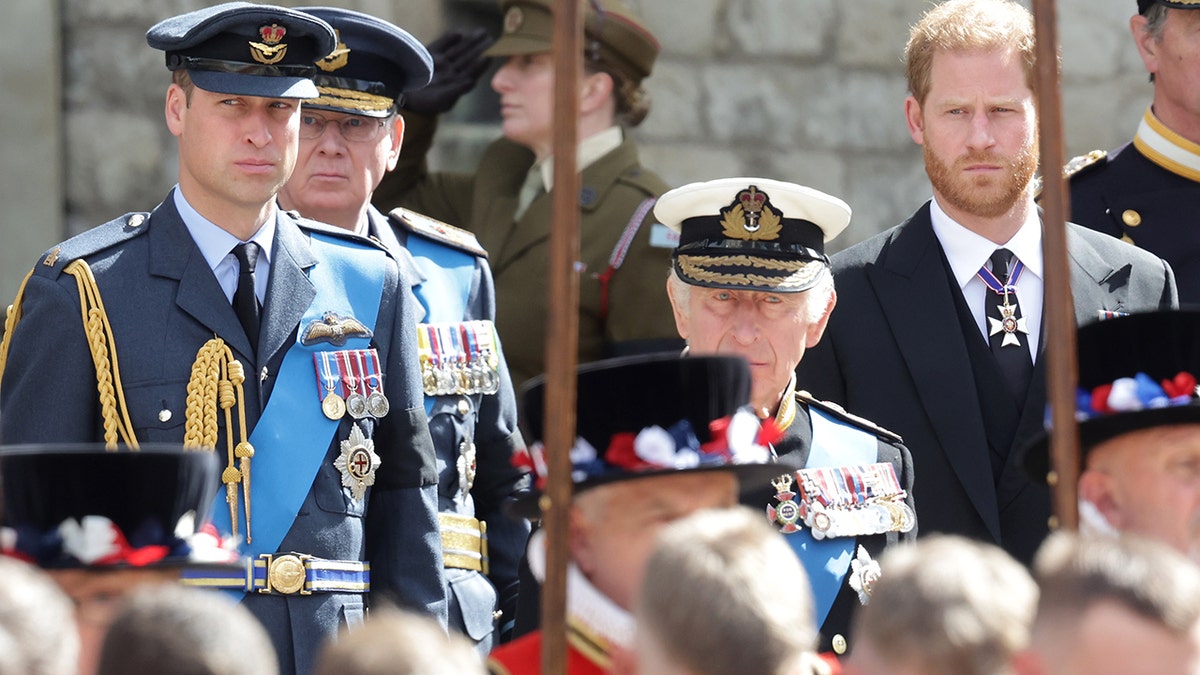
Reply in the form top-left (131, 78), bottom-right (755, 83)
top-left (510, 354), bottom-right (784, 518)
top-left (1023, 310), bottom-right (1200, 482)
top-left (297, 7), bottom-right (433, 118)
top-left (1, 444), bottom-right (236, 569)
top-left (656, 178), bottom-right (851, 293)
top-left (146, 2), bottom-right (337, 99)
top-left (1139, 0), bottom-right (1200, 14)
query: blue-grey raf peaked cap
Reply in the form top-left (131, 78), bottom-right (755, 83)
top-left (297, 7), bottom-right (433, 117)
top-left (146, 2), bottom-right (337, 99)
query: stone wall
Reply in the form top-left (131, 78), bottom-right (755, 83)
top-left (18, 0), bottom-right (1155, 263)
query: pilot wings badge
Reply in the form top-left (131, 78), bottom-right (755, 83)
top-left (302, 311), bottom-right (373, 346)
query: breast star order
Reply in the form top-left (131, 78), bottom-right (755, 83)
top-left (335, 423), bottom-right (382, 501)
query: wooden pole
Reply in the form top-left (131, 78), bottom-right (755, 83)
top-left (542, 0), bottom-right (584, 672)
top-left (1032, 0), bottom-right (1080, 531)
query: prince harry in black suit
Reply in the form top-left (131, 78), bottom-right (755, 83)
top-left (797, 0), bottom-right (1177, 565)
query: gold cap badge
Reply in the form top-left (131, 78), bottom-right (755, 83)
top-left (250, 23), bottom-right (288, 65)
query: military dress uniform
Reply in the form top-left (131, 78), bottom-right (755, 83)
top-left (374, 206), bottom-right (530, 651)
top-left (290, 7), bottom-right (532, 653)
top-left (752, 380), bottom-right (916, 656)
top-left (655, 177), bottom-right (918, 659)
top-left (1067, 108), bottom-right (1200, 305)
top-left (371, 0), bottom-right (683, 387)
top-left (0, 7), bottom-right (443, 675)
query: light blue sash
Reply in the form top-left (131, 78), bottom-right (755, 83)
top-left (787, 408), bottom-right (877, 626)
top-left (407, 235), bottom-right (474, 415)
top-left (210, 233), bottom-right (385, 571)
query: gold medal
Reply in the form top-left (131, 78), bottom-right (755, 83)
top-left (318, 351), bottom-right (346, 420)
top-left (322, 391), bottom-right (346, 420)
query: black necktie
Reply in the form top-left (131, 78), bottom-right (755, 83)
top-left (232, 242), bottom-right (261, 352)
top-left (983, 248), bottom-right (1033, 400)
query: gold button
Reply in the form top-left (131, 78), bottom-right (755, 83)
top-left (1045, 470), bottom-right (1058, 486)
top-left (1122, 209), bottom-right (1142, 227)
top-left (832, 634), bottom-right (848, 655)
top-left (457, 398), bottom-right (470, 416)
top-left (1121, 234), bottom-right (1136, 245)
top-left (158, 409), bottom-right (172, 423)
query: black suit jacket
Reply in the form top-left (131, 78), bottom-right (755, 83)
top-left (797, 202), bottom-right (1178, 564)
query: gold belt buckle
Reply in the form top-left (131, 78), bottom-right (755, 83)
top-left (262, 554), bottom-right (311, 595)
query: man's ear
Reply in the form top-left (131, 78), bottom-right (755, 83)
top-left (1130, 14), bottom-right (1160, 77)
top-left (805, 288), bottom-right (836, 348)
top-left (385, 114), bottom-right (405, 172)
top-left (568, 504), bottom-right (596, 576)
top-left (904, 95), bottom-right (925, 145)
top-left (1079, 469), bottom-right (1124, 529)
top-left (666, 278), bottom-right (690, 342)
top-left (165, 83), bottom-right (187, 137)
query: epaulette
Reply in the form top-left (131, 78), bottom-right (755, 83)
top-left (796, 389), bottom-right (904, 445)
top-left (35, 212), bottom-right (151, 278)
top-left (1063, 149), bottom-right (1108, 180)
top-left (292, 212), bottom-right (389, 254)
top-left (389, 207), bottom-right (487, 258)
top-left (615, 165), bottom-right (664, 197)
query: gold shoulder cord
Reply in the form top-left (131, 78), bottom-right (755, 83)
top-left (0, 268), bottom-right (34, 386)
top-left (65, 261), bottom-right (141, 449)
top-left (2, 264), bottom-right (254, 541)
top-left (1, 263), bottom-right (139, 450)
top-left (184, 338), bottom-right (255, 544)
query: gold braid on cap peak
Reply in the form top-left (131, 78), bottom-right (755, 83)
top-left (184, 338), bottom-right (254, 544)
top-left (677, 255), bottom-right (825, 292)
top-left (309, 87), bottom-right (394, 114)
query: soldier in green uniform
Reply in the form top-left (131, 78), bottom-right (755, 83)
top-left (371, 0), bottom-right (682, 387)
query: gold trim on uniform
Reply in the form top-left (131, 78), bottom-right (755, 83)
top-left (309, 87), bottom-right (394, 113)
top-left (1133, 106), bottom-right (1200, 182)
top-left (567, 618), bottom-right (613, 671)
top-left (438, 513), bottom-right (490, 574)
top-left (676, 255), bottom-right (825, 291)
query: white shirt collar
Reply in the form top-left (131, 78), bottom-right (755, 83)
top-left (538, 126), bottom-right (625, 192)
top-left (929, 196), bottom-right (1043, 289)
top-left (174, 186), bottom-right (275, 271)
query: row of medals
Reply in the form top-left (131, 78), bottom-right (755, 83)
top-left (770, 472), bottom-right (916, 540)
top-left (322, 372), bottom-right (390, 421)
top-left (418, 321), bottom-right (503, 397)
top-left (804, 497), bottom-right (916, 540)
top-left (421, 355), bottom-right (501, 397)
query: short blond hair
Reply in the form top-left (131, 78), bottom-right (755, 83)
top-left (313, 606), bottom-right (484, 675)
top-left (852, 535), bottom-right (1037, 675)
top-left (904, 0), bottom-right (1038, 105)
top-left (637, 507), bottom-right (818, 675)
